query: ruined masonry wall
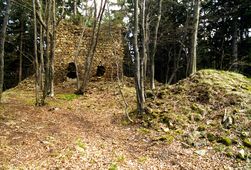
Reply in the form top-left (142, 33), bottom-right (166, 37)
top-left (55, 22), bottom-right (124, 84)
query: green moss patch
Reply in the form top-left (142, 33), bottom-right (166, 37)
top-left (57, 93), bottom-right (79, 101)
top-left (141, 69), bottom-right (251, 160)
top-left (243, 138), bottom-right (251, 148)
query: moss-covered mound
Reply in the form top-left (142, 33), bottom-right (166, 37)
top-left (143, 69), bottom-right (251, 159)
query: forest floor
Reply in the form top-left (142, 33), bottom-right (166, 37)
top-left (0, 71), bottom-right (251, 169)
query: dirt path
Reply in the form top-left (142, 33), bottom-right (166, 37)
top-left (0, 81), bottom-right (245, 169)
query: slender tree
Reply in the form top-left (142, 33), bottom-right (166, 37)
top-left (39, 21), bottom-right (44, 90)
top-left (43, 0), bottom-right (51, 99)
top-left (140, 0), bottom-right (146, 102)
top-left (19, 14), bottom-right (24, 83)
top-left (74, 0), bottom-right (77, 16)
top-left (33, 0), bottom-right (41, 105)
top-left (48, 0), bottom-right (56, 97)
top-left (191, 0), bottom-right (200, 74)
top-left (150, 0), bottom-right (163, 90)
top-left (74, 16), bottom-right (92, 89)
top-left (0, 0), bottom-right (11, 102)
top-left (36, 0), bottom-right (45, 98)
top-left (35, 0), bottom-right (55, 103)
top-left (232, 16), bottom-right (238, 71)
top-left (133, 0), bottom-right (144, 113)
top-left (76, 0), bottom-right (107, 95)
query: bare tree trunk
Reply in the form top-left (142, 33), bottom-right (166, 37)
top-left (74, 30), bottom-right (84, 90)
top-left (19, 14), bottom-right (24, 83)
top-left (168, 46), bottom-right (182, 84)
top-left (133, 0), bottom-right (144, 114)
top-left (74, 0), bottom-right (77, 16)
top-left (33, 0), bottom-right (41, 106)
top-left (165, 48), bottom-right (172, 84)
top-left (36, 0), bottom-right (45, 92)
top-left (232, 16), bottom-right (238, 71)
top-left (62, 0), bottom-right (65, 18)
top-left (76, 0), bottom-right (107, 95)
top-left (190, 0), bottom-right (200, 74)
top-left (150, 0), bottom-right (163, 90)
top-left (56, 0), bottom-right (65, 26)
top-left (145, 11), bottom-right (150, 78)
top-left (43, 0), bottom-right (51, 100)
top-left (39, 25), bottom-right (44, 90)
top-left (140, 0), bottom-right (146, 103)
top-left (219, 37), bottom-right (225, 69)
top-left (48, 0), bottom-right (56, 97)
top-left (74, 16), bottom-right (92, 89)
top-left (107, 0), bottom-right (112, 36)
top-left (0, 0), bottom-right (11, 102)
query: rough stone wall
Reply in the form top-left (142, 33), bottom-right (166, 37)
top-left (55, 22), bottom-right (124, 84)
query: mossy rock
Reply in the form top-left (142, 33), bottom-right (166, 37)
top-left (186, 137), bottom-right (194, 146)
top-left (231, 137), bottom-right (238, 145)
top-left (194, 114), bottom-right (203, 121)
top-left (213, 144), bottom-right (226, 152)
top-left (162, 118), bottom-right (175, 129)
top-left (197, 125), bottom-right (206, 131)
top-left (155, 100), bottom-right (164, 106)
top-left (243, 138), bottom-right (251, 148)
top-left (145, 107), bottom-right (161, 114)
top-left (241, 131), bottom-right (250, 138)
top-left (185, 131), bottom-right (202, 146)
top-left (191, 104), bottom-right (204, 114)
top-left (218, 137), bottom-right (232, 146)
top-left (154, 135), bottom-right (174, 144)
top-left (226, 151), bottom-right (234, 158)
top-left (236, 149), bottom-right (246, 160)
top-left (188, 113), bottom-right (203, 122)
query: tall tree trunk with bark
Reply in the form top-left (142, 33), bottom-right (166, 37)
top-left (39, 25), bottom-right (44, 90)
top-left (190, 0), bottom-right (200, 74)
top-left (140, 0), bottom-right (146, 103)
top-left (74, 17), bottom-right (92, 89)
top-left (43, 0), bottom-right (51, 100)
top-left (48, 0), bottom-right (56, 97)
top-left (133, 0), bottom-right (144, 113)
top-left (36, 0), bottom-right (45, 93)
top-left (76, 0), bottom-right (107, 95)
top-left (19, 14), bottom-right (24, 83)
top-left (150, 0), bottom-right (163, 90)
top-left (145, 10), bottom-right (150, 78)
top-left (74, 0), bottom-right (77, 16)
top-left (33, 0), bottom-right (41, 105)
top-left (34, 0), bottom-right (57, 103)
top-left (0, 0), bottom-right (11, 102)
top-left (232, 16), bottom-right (238, 71)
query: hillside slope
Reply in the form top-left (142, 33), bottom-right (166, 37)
top-left (1, 79), bottom-right (248, 169)
top-left (143, 69), bottom-right (251, 160)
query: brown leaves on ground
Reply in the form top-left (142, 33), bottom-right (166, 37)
top-left (0, 77), bottom-right (249, 169)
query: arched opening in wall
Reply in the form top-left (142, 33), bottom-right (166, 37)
top-left (96, 63), bottom-right (106, 77)
top-left (66, 62), bottom-right (77, 79)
